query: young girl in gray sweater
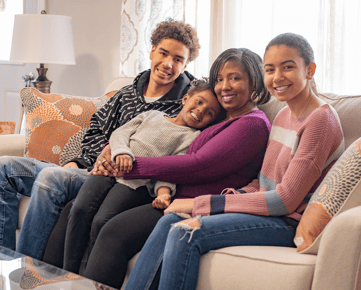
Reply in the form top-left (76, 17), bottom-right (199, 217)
top-left (62, 78), bottom-right (222, 274)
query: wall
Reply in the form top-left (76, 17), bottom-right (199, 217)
top-left (46, 0), bottom-right (122, 97)
top-left (0, 0), bottom-right (40, 132)
top-left (0, 0), bottom-right (122, 132)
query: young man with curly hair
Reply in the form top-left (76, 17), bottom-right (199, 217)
top-left (0, 18), bottom-right (200, 260)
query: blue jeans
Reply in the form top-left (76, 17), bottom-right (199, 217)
top-left (125, 212), bottom-right (296, 290)
top-left (0, 156), bottom-right (89, 258)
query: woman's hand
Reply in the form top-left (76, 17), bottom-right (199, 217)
top-left (90, 144), bottom-right (118, 176)
top-left (164, 198), bottom-right (194, 215)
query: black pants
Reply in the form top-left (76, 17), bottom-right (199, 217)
top-left (43, 175), bottom-right (164, 288)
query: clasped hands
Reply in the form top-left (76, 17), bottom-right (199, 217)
top-left (90, 144), bottom-right (126, 177)
top-left (90, 144), bottom-right (195, 215)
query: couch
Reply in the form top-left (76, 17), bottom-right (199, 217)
top-left (1, 77), bottom-right (361, 290)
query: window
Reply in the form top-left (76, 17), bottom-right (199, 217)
top-left (184, 0), bottom-right (211, 78)
top-left (0, 0), bottom-right (23, 61)
top-left (207, 0), bottom-right (361, 95)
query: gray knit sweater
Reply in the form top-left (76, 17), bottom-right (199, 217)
top-left (109, 110), bottom-right (200, 196)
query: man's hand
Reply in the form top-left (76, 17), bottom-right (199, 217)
top-left (116, 154), bottom-right (133, 173)
top-left (152, 187), bottom-right (171, 209)
top-left (164, 198), bottom-right (195, 215)
top-left (63, 162), bottom-right (79, 169)
top-left (90, 144), bottom-right (118, 176)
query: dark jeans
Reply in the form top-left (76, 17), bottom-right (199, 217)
top-left (43, 175), bottom-right (164, 288)
top-left (43, 175), bottom-right (154, 274)
top-left (84, 203), bottom-right (164, 288)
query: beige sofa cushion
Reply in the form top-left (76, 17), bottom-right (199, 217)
top-left (317, 93), bottom-right (361, 149)
top-left (121, 247), bottom-right (316, 290)
top-left (196, 246), bottom-right (316, 290)
top-left (0, 134), bottom-right (25, 157)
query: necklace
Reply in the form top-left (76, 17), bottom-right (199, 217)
top-left (292, 94), bottom-right (312, 119)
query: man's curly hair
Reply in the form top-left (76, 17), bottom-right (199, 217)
top-left (151, 18), bottom-right (200, 62)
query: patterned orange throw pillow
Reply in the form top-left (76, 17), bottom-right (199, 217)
top-left (20, 88), bottom-right (117, 166)
top-left (294, 137), bottom-right (361, 253)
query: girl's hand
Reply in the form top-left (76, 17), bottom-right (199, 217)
top-left (164, 198), bottom-right (194, 215)
top-left (152, 194), bottom-right (171, 209)
top-left (116, 154), bottom-right (133, 173)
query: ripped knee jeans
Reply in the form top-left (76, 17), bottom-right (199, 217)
top-left (126, 212), bottom-right (296, 290)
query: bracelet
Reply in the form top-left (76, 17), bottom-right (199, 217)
top-left (102, 142), bottom-right (109, 151)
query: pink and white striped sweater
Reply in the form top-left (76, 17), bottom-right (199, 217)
top-left (192, 104), bottom-right (344, 221)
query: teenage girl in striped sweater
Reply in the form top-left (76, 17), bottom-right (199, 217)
top-left (123, 33), bottom-right (345, 290)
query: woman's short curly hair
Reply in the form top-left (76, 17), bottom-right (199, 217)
top-left (151, 18), bottom-right (200, 62)
top-left (209, 48), bottom-right (271, 105)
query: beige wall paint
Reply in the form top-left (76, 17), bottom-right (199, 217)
top-left (0, 0), bottom-right (40, 130)
top-left (0, 0), bottom-right (122, 130)
top-left (46, 0), bottom-right (122, 97)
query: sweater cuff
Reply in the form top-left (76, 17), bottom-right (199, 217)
top-left (154, 182), bottom-right (177, 198)
top-left (192, 195), bottom-right (212, 216)
top-left (192, 195), bottom-right (226, 217)
top-left (123, 158), bottom-right (143, 180)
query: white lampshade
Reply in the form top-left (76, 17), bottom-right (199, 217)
top-left (10, 14), bottom-right (75, 65)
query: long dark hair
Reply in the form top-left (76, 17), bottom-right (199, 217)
top-left (265, 32), bottom-right (314, 66)
top-left (265, 33), bottom-right (317, 93)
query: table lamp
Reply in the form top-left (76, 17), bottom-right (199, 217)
top-left (10, 10), bottom-right (75, 133)
top-left (10, 10), bottom-right (76, 93)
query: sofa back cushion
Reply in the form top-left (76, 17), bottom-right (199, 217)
top-left (259, 93), bottom-right (361, 149)
top-left (21, 88), bottom-right (117, 166)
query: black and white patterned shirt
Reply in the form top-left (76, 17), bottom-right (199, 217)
top-left (70, 69), bottom-right (194, 170)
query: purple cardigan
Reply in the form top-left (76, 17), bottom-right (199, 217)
top-left (124, 110), bottom-right (271, 199)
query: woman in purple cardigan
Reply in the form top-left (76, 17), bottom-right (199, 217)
top-left (43, 48), bottom-right (271, 289)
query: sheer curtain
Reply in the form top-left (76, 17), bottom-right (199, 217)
top-left (120, 0), bottom-right (360, 95)
top-left (119, 0), bottom-right (211, 79)
top-left (210, 0), bottom-right (361, 95)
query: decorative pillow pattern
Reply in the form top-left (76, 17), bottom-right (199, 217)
top-left (21, 88), bottom-right (117, 166)
top-left (294, 137), bottom-right (361, 254)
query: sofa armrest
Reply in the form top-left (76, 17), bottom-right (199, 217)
top-left (312, 205), bottom-right (361, 290)
top-left (0, 134), bottom-right (25, 157)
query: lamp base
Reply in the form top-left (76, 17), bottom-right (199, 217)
top-left (32, 64), bottom-right (52, 93)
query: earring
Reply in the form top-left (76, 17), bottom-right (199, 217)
top-left (250, 91), bottom-right (259, 102)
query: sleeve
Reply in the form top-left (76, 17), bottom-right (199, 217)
top-left (153, 182), bottom-right (177, 198)
top-left (152, 143), bottom-right (192, 197)
top-left (124, 116), bottom-right (270, 184)
top-left (238, 178), bottom-right (260, 193)
top-left (69, 91), bottom-right (124, 169)
top-left (109, 112), bottom-right (148, 162)
top-left (192, 107), bottom-right (344, 217)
